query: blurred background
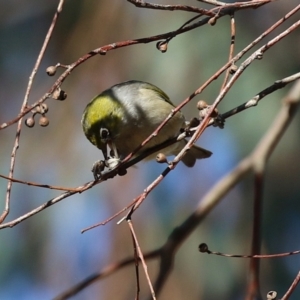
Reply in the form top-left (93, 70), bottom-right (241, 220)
top-left (0, 0), bottom-right (300, 299)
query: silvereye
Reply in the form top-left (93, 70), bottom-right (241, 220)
top-left (82, 80), bottom-right (212, 172)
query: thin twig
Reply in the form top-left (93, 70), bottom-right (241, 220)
top-left (1, 70), bottom-right (299, 231)
top-left (55, 79), bottom-right (300, 300)
top-left (209, 0), bottom-right (273, 10)
top-left (127, 218), bottom-right (156, 300)
top-left (200, 245), bottom-right (300, 258)
top-left (220, 13), bottom-right (236, 90)
top-left (219, 72), bottom-right (300, 120)
top-left (0, 174), bottom-right (81, 192)
top-left (0, 0), bottom-right (65, 224)
top-left (130, 226), bottom-right (140, 300)
top-left (151, 80), bottom-right (300, 297)
top-left (127, 0), bottom-right (215, 16)
top-left (53, 249), bottom-right (160, 300)
top-left (0, 181), bottom-right (94, 229)
top-left (281, 271), bottom-right (300, 300)
top-left (153, 19), bottom-right (300, 204)
top-left (197, 0), bottom-right (225, 5)
top-left (245, 172), bottom-right (263, 300)
top-left (1, 2), bottom-right (298, 231)
top-left (1, 71), bottom-right (299, 197)
top-left (118, 18), bottom-right (300, 211)
top-left (0, 0), bottom-right (277, 130)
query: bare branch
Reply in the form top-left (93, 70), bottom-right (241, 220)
top-left (281, 271), bottom-right (300, 300)
top-left (0, 0), bottom-right (65, 224)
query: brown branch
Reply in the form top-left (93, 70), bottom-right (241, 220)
top-left (0, 3), bottom-right (297, 228)
top-left (0, 174), bottom-right (81, 192)
top-left (199, 244), bottom-right (300, 258)
top-left (151, 80), bottom-right (300, 298)
top-left (197, 0), bottom-right (276, 8)
top-left (0, 0), bottom-right (65, 224)
top-left (220, 13), bottom-right (236, 90)
top-left (244, 79), bottom-right (300, 299)
top-left (127, 0), bottom-right (215, 16)
top-left (0, 0), bottom-right (298, 234)
top-left (129, 0), bottom-right (272, 11)
top-left (127, 219), bottom-right (156, 300)
top-left (281, 271), bottom-right (300, 300)
top-left (114, 15), bottom-right (300, 186)
top-left (53, 249), bottom-right (160, 300)
top-left (130, 226), bottom-right (141, 300)
top-left (2, 71), bottom-right (299, 231)
top-left (0, 0), bottom-right (277, 131)
top-left (0, 14), bottom-right (211, 130)
top-left (0, 181), bottom-right (94, 229)
top-left (220, 72), bottom-right (300, 120)
top-left (198, 0), bottom-right (226, 5)
top-left (245, 173), bottom-right (264, 300)
top-left (56, 79), bottom-right (300, 299)
top-left (164, 19), bottom-right (300, 189)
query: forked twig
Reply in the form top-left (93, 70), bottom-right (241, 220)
top-left (0, 0), bottom-right (65, 224)
top-left (1, 70), bottom-right (299, 230)
top-left (54, 80), bottom-right (300, 299)
top-left (127, 218), bottom-right (156, 300)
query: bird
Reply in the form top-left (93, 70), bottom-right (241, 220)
top-left (81, 80), bottom-right (212, 174)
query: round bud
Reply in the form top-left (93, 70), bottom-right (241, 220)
top-left (198, 243), bottom-right (209, 253)
top-left (156, 153), bottom-right (168, 164)
top-left (197, 100), bottom-right (208, 110)
top-left (25, 117), bottom-right (35, 128)
top-left (39, 116), bottom-right (49, 127)
top-left (208, 17), bottom-right (217, 26)
top-left (46, 66), bottom-right (57, 76)
top-left (267, 291), bottom-right (277, 300)
top-left (229, 64), bottom-right (238, 74)
top-left (156, 41), bottom-right (168, 53)
top-left (52, 89), bottom-right (67, 101)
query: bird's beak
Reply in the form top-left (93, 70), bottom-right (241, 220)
top-left (100, 144), bottom-right (108, 160)
top-left (107, 140), bottom-right (119, 159)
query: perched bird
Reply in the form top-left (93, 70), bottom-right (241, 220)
top-left (82, 80), bottom-right (212, 172)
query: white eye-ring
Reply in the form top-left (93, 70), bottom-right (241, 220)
top-left (100, 127), bottom-right (110, 141)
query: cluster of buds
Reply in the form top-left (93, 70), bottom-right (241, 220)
top-left (197, 100), bottom-right (219, 119)
top-left (25, 64), bottom-right (69, 128)
top-left (25, 103), bottom-right (49, 128)
top-left (197, 100), bottom-right (224, 129)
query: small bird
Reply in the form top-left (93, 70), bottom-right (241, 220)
top-left (82, 80), bottom-right (212, 173)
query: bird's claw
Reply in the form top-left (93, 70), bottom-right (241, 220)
top-left (92, 160), bottom-right (106, 180)
top-left (91, 157), bottom-right (122, 180)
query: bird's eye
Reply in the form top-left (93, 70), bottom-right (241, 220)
top-left (100, 127), bottom-right (110, 141)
